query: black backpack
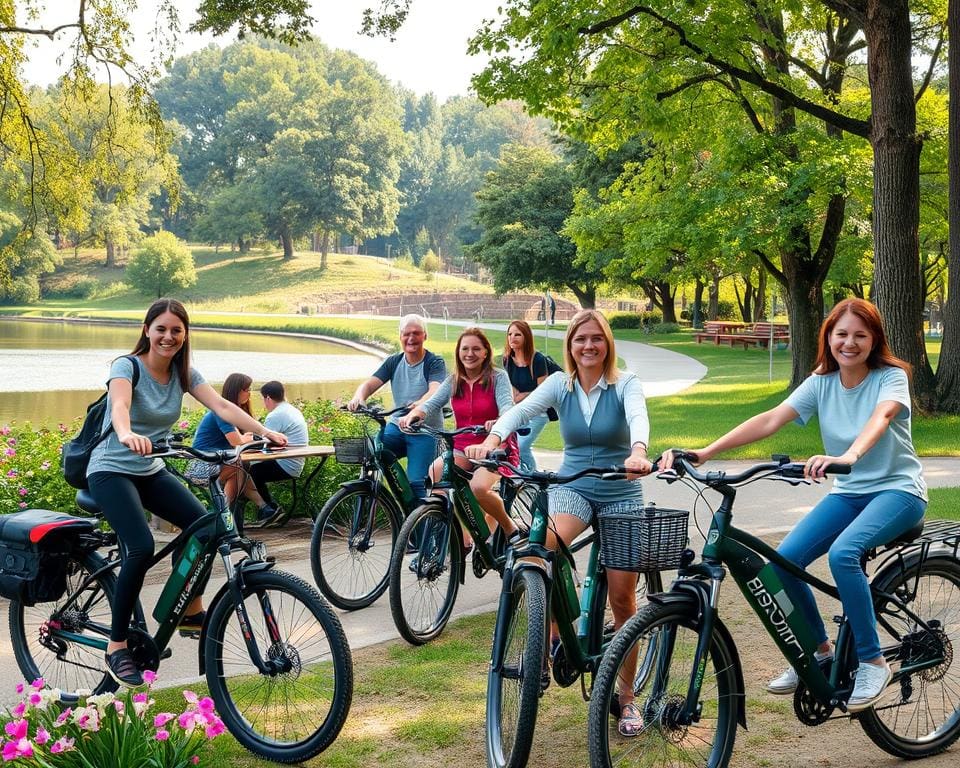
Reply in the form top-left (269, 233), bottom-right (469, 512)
top-left (542, 354), bottom-right (563, 375)
top-left (61, 355), bottom-right (140, 489)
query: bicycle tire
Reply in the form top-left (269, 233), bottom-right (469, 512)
top-left (486, 567), bottom-right (548, 768)
top-left (310, 484), bottom-right (401, 610)
top-left (588, 600), bottom-right (740, 768)
top-left (388, 500), bottom-right (462, 645)
top-left (204, 569), bottom-right (353, 763)
top-left (858, 555), bottom-right (960, 758)
top-left (8, 550), bottom-right (119, 702)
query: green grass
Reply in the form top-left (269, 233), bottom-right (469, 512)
top-left (928, 487), bottom-right (960, 520)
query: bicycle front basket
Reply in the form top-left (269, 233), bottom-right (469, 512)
top-left (333, 437), bottom-right (369, 465)
top-left (599, 505), bottom-right (690, 572)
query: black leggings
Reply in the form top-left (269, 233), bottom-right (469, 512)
top-left (248, 461), bottom-right (294, 507)
top-left (87, 470), bottom-right (208, 643)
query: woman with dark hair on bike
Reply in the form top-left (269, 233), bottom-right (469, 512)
top-left (661, 297), bottom-right (926, 712)
top-left (400, 327), bottom-right (521, 548)
top-left (502, 320), bottom-right (550, 471)
top-left (189, 372), bottom-right (269, 519)
top-left (85, 299), bottom-right (287, 688)
top-left (466, 309), bottom-right (653, 736)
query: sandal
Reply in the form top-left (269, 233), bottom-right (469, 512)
top-left (618, 702), bottom-right (644, 737)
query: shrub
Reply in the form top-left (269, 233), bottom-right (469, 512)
top-left (420, 251), bottom-right (441, 274)
top-left (126, 232), bottom-right (197, 298)
top-left (608, 313), bottom-right (642, 329)
top-left (715, 299), bottom-right (738, 320)
top-left (649, 322), bottom-right (682, 334)
top-left (44, 275), bottom-right (99, 300)
top-left (0, 673), bottom-right (224, 767)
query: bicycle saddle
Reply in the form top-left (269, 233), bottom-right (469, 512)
top-left (886, 520), bottom-right (925, 548)
top-left (74, 490), bottom-right (102, 515)
top-left (0, 508), bottom-right (97, 544)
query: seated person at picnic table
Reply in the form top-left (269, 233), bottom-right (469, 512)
top-left (188, 373), bottom-right (269, 512)
top-left (398, 327), bottom-right (521, 549)
top-left (246, 380), bottom-right (309, 525)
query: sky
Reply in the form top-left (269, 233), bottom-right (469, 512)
top-left (19, 0), bottom-right (504, 102)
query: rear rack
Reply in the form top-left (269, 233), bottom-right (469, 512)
top-left (874, 519), bottom-right (960, 575)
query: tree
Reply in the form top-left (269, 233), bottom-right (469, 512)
top-left (0, 211), bottom-right (60, 303)
top-left (125, 231), bottom-right (197, 297)
top-left (470, 145), bottom-right (599, 308)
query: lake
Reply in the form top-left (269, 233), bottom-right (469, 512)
top-left (0, 319), bottom-right (380, 425)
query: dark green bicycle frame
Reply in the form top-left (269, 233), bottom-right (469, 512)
top-left (675, 485), bottom-right (945, 721)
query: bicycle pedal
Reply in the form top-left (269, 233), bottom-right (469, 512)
top-left (177, 629), bottom-right (201, 640)
top-left (160, 648), bottom-right (173, 660)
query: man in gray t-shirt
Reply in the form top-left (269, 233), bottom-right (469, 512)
top-left (248, 380), bottom-right (309, 523)
top-left (347, 314), bottom-right (446, 501)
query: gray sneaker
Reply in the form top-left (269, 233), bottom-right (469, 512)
top-left (847, 662), bottom-right (892, 712)
top-left (766, 650), bottom-right (834, 694)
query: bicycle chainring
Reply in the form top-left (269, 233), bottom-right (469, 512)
top-left (793, 682), bottom-right (834, 726)
top-left (472, 554), bottom-right (488, 580)
top-left (551, 642), bottom-right (580, 687)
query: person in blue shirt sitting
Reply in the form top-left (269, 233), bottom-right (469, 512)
top-left (189, 372), bottom-right (266, 515)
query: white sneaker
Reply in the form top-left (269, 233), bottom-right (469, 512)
top-left (847, 661), bottom-right (892, 712)
top-left (766, 650), bottom-right (834, 695)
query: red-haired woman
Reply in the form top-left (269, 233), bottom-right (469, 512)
top-left (503, 320), bottom-right (550, 470)
top-left (662, 298), bottom-right (926, 713)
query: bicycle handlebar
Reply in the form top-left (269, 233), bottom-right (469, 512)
top-left (662, 451), bottom-right (851, 488)
top-left (472, 450), bottom-right (630, 485)
top-left (340, 403), bottom-right (410, 423)
top-left (150, 437), bottom-right (278, 463)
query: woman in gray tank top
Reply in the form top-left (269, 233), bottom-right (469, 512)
top-left (466, 310), bottom-right (654, 736)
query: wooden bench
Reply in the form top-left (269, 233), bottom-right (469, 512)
top-left (722, 322), bottom-right (790, 349)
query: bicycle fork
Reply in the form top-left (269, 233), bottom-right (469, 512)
top-left (220, 545), bottom-right (289, 676)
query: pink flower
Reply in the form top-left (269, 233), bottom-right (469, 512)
top-left (182, 690), bottom-right (199, 705)
top-left (5, 449), bottom-right (15, 457)
top-left (113, 700), bottom-right (125, 716)
top-left (6, 438), bottom-right (15, 446)
top-left (179, 421), bottom-right (190, 429)
top-left (28, 692), bottom-right (41, 706)
top-left (191, 757), bottom-right (199, 765)
top-left (204, 717), bottom-right (225, 739)
top-left (11, 703), bottom-right (25, 718)
top-left (39, 461), bottom-right (50, 471)
top-left (14, 684), bottom-right (23, 695)
top-left (0, 426), bottom-right (10, 436)
top-left (18, 488), bottom-right (27, 497)
top-left (143, 669), bottom-right (157, 686)
top-left (54, 708), bottom-right (72, 726)
top-left (154, 713), bottom-right (175, 728)
top-left (155, 729), bottom-right (170, 741)
top-left (30, 678), bottom-right (44, 690)
top-left (197, 696), bottom-right (215, 713)
top-left (50, 736), bottom-right (75, 754)
top-left (17, 502), bottom-right (26, 509)
top-left (34, 728), bottom-right (49, 746)
top-left (133, 692), bottom-right (149, 704)
top-left (178, 711), bottom-right (198, 730)
top-left (1, 737), bottom-right (32, 760)
top-left (4, 720), bottom-right (27, 740)
top-left (5, 469), bottom-right (16, 478)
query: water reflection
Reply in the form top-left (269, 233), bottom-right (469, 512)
top-left (0, 320), bottom-right (379, 425)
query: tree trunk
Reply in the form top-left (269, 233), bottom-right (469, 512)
top-left (321, 231), bottom-right (330, 270)
top-left (105, 238), bottom-right (116, 268)
top-left (707, 274), bottom-right (720, 320)
top-left (692, 280), bottom-right (705, 328)
top-left (865, 0), bottom-right (937, 408)
top-left (568, 284), bottom-right (596, 308)
top-left (781, 265), bottom-right (823, 388)
top-left (656, 282), bottom-right (677, 323)
top-left (937, 0), bottom-right (960, 410)
top-left (754, 268), bottom-right (767, 322)
top-left (280, 230), bottom-right (294, 260)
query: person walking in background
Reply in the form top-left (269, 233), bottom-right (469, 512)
top-left (347, 314), bottom-right (446, 503)
top-left (246, 380), bottom-right (309, 526)
top-left (660, 298), bottom-right (927, 712)
top-left (502, 320), bottom-right (550, 471)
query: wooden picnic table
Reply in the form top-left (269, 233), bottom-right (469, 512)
top-left (703, 321), bottom-right (747, 334)
top-left (241, 445), bottom-right (335, 527)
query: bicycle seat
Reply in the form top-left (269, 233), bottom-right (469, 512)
top-left (885, 520), bottom-right (925, 548)
top-left (75, 490), bottom-right (102, 515)
top-left (0, 508), bottom-right (97, 544)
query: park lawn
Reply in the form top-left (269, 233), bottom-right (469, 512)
top-left (928, 487), bottom-right (960, 521)
top-left (36, 247), bottom-right (492, 313)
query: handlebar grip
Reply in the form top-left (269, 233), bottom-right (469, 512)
top-left (825, 463), bottom-right (852, 475)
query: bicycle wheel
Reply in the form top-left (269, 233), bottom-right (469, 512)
top-left (588, 600), bottom-right (739, 768)
top-left (205, 569), bottom-right (353, 763)
top-left (486, 567), bottom-right (548, 768)
top-left (388, 500), bottom-right (462, 645)
top-left (310, 484), bottom-right (401, 610)
top-left (858, 555), bottom-right (960, 757)
top-left (8, 550), bottom-right (118, 702)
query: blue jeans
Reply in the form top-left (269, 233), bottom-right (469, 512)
top-left (381, 422), bottom-right (435, 503)
top-left (517, 413), bottom-right (549, 471)
top-left (774, 490), bottom-right (926, 662)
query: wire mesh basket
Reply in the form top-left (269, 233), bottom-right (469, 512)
top-left (598, 505), bottom-right (690, 572)
top-left (333, 437), bottom-right (369, 465)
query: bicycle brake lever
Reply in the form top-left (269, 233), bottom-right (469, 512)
top-left (656, 469), bottom-right (681, 484)
top-left (770, 476), bottom-right (811, 487)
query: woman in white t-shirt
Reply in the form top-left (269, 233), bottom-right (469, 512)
top-left (661, 298), bottom-right (926, 713)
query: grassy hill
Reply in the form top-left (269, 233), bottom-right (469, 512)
top-left (39, 247), bottom-right (493, 313)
